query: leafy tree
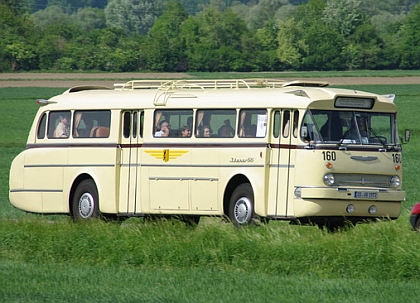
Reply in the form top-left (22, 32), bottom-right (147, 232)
top-left (0, 0), bottom-right (39, 71)
top-left (32, 6), bottom-right (74, 28)
top-left (254, 19), bottom-right (282, 70)
top-left (1, 0), bottom-right (31, 15)
top-left (181, 5), bottom-right (250, 71)
top-left (75, 7), bottom-right (106, 30)
top-left (276, 18), bottom-right (307, 69)
top-left (322, 0), bottom-right (362, 37)
top-left (398, 2), bottom-right (420, 68)
top-left (143, 1), bottom-right (189, 71)
top-left (342, 23), bottom-right (379, 69)
top-left (358, 0), bottom-right (417, 16)
top-left (105, 0), bottom-right (164, 35)
top-left (301, 21), bottom-right (346, 70)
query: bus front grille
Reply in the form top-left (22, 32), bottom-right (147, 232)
top-left (333, 174), bottom-right (391, 188)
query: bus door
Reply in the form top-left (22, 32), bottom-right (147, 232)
top-left (269, 110), bottom-right (296, 217)
top-left (118, 111), bottom-right (143, 214)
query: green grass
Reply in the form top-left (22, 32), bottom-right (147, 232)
top-left (1, 82), bottom-right (420, 302)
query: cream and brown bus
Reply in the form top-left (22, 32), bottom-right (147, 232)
top-left (9, 79), bottom-right (406, 229)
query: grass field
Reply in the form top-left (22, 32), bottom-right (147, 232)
top-left (1, 82), bottom-right (420, 302)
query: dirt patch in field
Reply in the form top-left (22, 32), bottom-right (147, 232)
top-left (1, 73), bottom-right (420, 87)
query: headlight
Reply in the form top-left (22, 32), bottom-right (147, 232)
top-left (389, 176), bottom-right (400, 188)
top-left (294, 187), bottom-right (302, 198)
top-left (323, 173), bottom-right (335, 186)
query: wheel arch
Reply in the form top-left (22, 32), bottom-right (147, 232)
top-left (223, 174), bottom-right (252, 217)
top-left (69, 173), bottom-right (95, 217)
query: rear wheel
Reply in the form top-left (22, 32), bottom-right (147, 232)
top-left (72, 179), bottom-right (100, 220)
top-left (228, 183), bottom-right (255, 226)
top-left (413, 216), bottom-right (420, 231)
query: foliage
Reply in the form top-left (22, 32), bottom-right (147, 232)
top-left (398, 3), bottom-right (420, 69)
top-left (2, 0), bottom-right (420, 72)
top-left (105, 0), bottom-right (164, 35)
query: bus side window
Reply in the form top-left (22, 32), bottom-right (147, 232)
top-left (239, 109), bottom-right (267, 138)
top-left (123, 112), bottom-right (131, 138)
top-left (273, 111), bottom-right (281, 138)
top-left (154, 109), bottom-right (193, 138)
top-left (48, 111), bottom-right (71, 139)
top-left (37, 113), bottom-right (47, 139)
top-left (196, 109), bottom-right (236, 138)
top-left (74, 110), bottom-right (111, 138)
top-left (89, 111), bottom-right (111, 138)
top-left (133, 112), bottom-right (138, 138)
top-left (140, 111), bottom-right (144, 137)
top-left (282, 110), bottom-right (291, 138)
top-left (293, 111), bottom-right (299, 138)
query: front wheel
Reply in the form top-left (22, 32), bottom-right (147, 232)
top-left (71, 179), bottom-right (100, 220)
top-left (228, 183), bottom-right (255, 226)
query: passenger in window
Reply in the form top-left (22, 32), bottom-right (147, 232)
top-left (218, 119), bottom-right (234, 137)
top-left (200, 126), bottom-right (212, 137)
top-left (155, 120), bottom-right (171, 137)
top-left (187, 116), bottom-right (193, 130)
top-left (54, 115), bottom-right (70, 138)
top-left (343, 116), bottom-right (369, 143)
top-left (180, 126), bottom-right (192, 137)
top-left (244, 124), bottom-right (257, 137)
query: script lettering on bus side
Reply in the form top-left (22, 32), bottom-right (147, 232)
top-left (230, 157), bottom-right (254, 163)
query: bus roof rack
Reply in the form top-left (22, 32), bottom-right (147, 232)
top-left (115, 79), bottom-right (329, 91)
top-left (116, 79), bottom-right (253, 90)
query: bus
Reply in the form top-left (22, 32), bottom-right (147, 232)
top-left (9, 79), bottom-right (406, 229)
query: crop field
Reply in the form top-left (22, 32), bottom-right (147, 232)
top-left (1, 75), bottom-right (420, 302)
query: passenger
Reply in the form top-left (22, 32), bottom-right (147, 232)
top-left (187, 116), bottom-right (193, 130)
top-left (218, 119), bottom-right (234, 137)
top-left (244, 124), bottom-right (257, 137)
top-left (200, 126), bottom-right (212, 137)
top-left (180, 126), bottom-right (191, 138)
top-left (155, 120), bottom-right (171, 137)
top-left (344, 116), bottom-right (369, 143)
top-left (54, 115), bottom-right (69, 138)
top-left (320, 113), bottom-right (342, 141)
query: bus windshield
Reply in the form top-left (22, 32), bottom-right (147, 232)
top-left (301, 110), bottom-right (398, 145)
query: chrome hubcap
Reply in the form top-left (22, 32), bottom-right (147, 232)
top-left (234, 197), bottom-right (251, 224)
top-left (78, 193), bottom-right (94, 218)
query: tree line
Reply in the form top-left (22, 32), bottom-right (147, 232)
top-left (1, 0), bottom-right (420, 72)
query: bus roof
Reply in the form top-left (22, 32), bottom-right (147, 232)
top-left (43, 79), bottom-right (396, 112)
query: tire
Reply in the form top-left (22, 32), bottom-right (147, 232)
top-left (228, 183), bottom-right (255, 226)
top-left (413, 216), bottom-right (420, 231)
top-left (71, 179), bottom-right (100, 220)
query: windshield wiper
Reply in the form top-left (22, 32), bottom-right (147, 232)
top-left (368, 127), bottom-right (390, 149)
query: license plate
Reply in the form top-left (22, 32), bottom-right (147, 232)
top-left (354, 191), bottom-right (378, 199)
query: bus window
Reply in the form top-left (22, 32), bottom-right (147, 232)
top-left (238, 109), bottom-right (267, 138)
top-left (73, 110), bottom-right (111, 138)
top-left (196, 109), bottom-right (236, 138)
top-left (301, 111), bottom-right (320, 142)
top-left (282, 110), bottom-right (291, 138)
top-left (293, 111), bottom-right (299, 138)
top-left (133, 112), bottom-right (138, 138)
top-left (273, 111), bottom-right (280, 138)
top-left (123, 112), bottom-right (131, 138)
top-left (154, 110), bottom-right (193, 137)
top-left (306, 110), bottom-right (396, 144)
top-left (140, 111), bottom-right (144, 137)
top-left (48, 111), bottom-right (71, 139)
top-left (37, 113), bottom-right (47, 139)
